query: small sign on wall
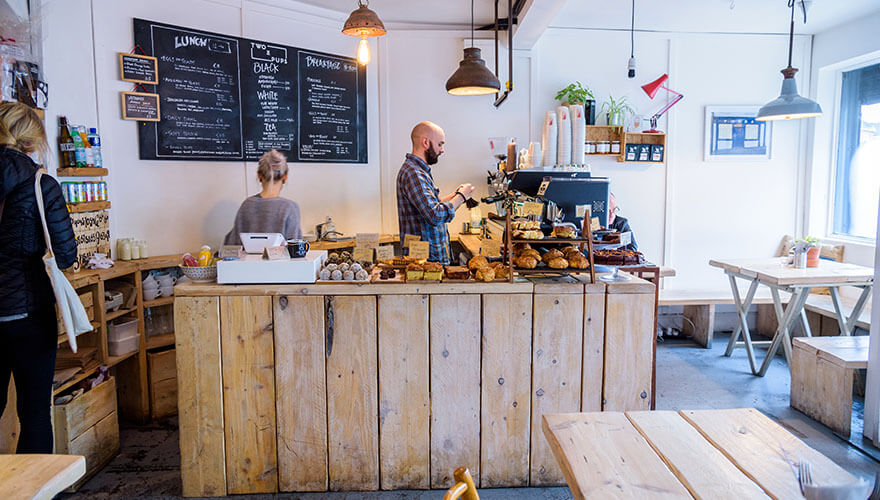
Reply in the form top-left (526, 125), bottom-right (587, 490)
top-left (121, 91), bottom-right (160, 121)
top-left (119, 53), bottom-right (158, 84)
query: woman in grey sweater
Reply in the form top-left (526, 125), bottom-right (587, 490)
top-left (224, 149), bottom-right (302, 245)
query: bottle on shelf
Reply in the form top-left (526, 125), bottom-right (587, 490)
top-left (87, 128), bottom-right (102, 169)
top-left (72, 126), bottom-right (87, 168)
top-left (78, 126), bottom-right (94, 168)
top-left (58, 116), bottom-right (75, 168)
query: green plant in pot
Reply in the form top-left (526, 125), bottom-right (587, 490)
top-left (796, 236), bottom-right (822, 267)
top-left (601, 95), bottom-right (634, 127)
top-left (555, 81), bottom-right (594, 105)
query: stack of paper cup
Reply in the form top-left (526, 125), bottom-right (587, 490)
top-left (528, 142), bottom-right (541, 169)
top-left (541, 111), bottom-right (557, 167)
top-left (556, 106), bottom-right (572, 165)
top-left (569, 104), bottom-right (586, 165)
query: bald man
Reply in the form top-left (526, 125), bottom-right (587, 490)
top-left (396, 121), bottom-right (474, 264)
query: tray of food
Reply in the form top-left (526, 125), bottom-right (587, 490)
top-left (460, 256), bottom-right (511, 282)
top-left (512, 244), bottom-right (591, 272)
top-left (592, 249), bottom-right (646, 266)
top-left (371, 266), bottom-right (405, 283)
top-left (317, 260), bottom-right (372, 284)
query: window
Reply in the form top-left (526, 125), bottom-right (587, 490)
top-left (832, 62), bottom-right (880, 240)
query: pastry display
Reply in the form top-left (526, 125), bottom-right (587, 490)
top-left (562, 246), bottom-right (582, 259)
top-left (494, 266), bottom-right (510, 280)
top-left (475, 267), bottom-right (496, 282)
top-left (513, 229), bottom-right (544, 240)
top-left (568, 253), bottom-right (590, 269)
top-left (406, 263), bottom-right (424, 281)
top-left (513, 242), bottom-right (532, 253)
top-left (542, 248), bottom-right (564, 263)
top-left (444, 266), bottom-right (470, 280)
top-left (468, 255), bottom-right (489, 271)
top-left (547, 257), bottom-right (569, 269)
top-left (592, 249), bottom-right (646, 265)
top-left (519, 248), bottom-right (540, 260)
top-left (423, 262), bottom-right (443, 280)
top-left (511, 220), bottom-right (541, 230)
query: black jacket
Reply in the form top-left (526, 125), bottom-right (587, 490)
top-left (0, 147), bottom-right (77, 316)
top-left (610, 216), bottom-right (638, 251)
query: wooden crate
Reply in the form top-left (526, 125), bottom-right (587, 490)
top-left (148, 348), bottom-right (178, 419)
top-left (53, 376), bottom-right (119, 489)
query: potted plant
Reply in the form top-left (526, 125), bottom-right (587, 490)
top-left (601, 95), bottom-right (634, 127)
top-left (800, 236), bottom-right (821, 267)
top-left (555, 81), bottom-right (594, 105)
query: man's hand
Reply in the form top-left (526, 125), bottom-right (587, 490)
top-left (456, 183), bottom-right (475, 199)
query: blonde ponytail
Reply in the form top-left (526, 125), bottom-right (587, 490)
top-left (256, 149), bottom-right (289, 183)
top-left (0, 101), bottom-right (47, 154)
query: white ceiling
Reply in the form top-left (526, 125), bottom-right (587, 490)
top-left (551, 0), bottom-right (880, 35)
top-left (289, 0), bottom-right (880, 34)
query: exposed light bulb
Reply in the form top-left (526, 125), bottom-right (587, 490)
top-left (357, 35), bottom-right (370, 65)
top-left (627, 56), bottom-right (636, 79)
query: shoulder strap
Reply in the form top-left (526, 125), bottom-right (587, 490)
top-left (33, 169), bottom-right (54, 256)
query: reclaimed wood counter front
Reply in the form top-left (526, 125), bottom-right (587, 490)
top-left (173, 275), bottom-right (656, 496)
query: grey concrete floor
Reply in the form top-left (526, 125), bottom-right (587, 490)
top-left (63, 331), bottom-right (880, 499)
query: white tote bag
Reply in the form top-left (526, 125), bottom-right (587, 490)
top-left (34, 169), bottom-right (90, 352)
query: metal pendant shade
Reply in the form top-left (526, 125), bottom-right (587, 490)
top-left (756, 67), bottom-right (822, 121)
top-left (756, 1), bottom-right (822, 121)
top-left (342, 0), bottom-right (386, 37)
top-left (446, 47), bottom-right (501, 96)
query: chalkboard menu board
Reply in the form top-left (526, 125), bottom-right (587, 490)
top-left (133, 19), bottom-right (367, 163)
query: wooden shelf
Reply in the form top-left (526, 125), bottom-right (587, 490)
top-left (67, 201), bottom-right (110, 213)
top-left (143, 296), bottom-right (174, 309)
top-left (146, 333), bottom-right (175, 350)
top-left (105, 306), bottom-right (137, 322)
top-left (107, 350), bottom-right (138, 368)
top-left (53, 365), bottom-right (99, 396)
top-left (137, 254), bottom-right (183, 271)
top-left (57, 167), bottom-right (108, 177)
top-left (57, 321), bottom-right (101, 345)
top-left (511, 238), bottom-right (591, 244)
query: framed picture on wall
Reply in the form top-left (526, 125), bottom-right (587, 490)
top-left (704, 106), bottom-right (772, 161)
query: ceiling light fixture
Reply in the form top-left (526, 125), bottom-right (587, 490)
top-left (342, 0), bottom-right (386, 66)
top-left (446, 0), bottom-right (502, 96)
top-left (756, 0), bottom-right (822, 121)
top-left (627, 0), bottom-right (636, 79)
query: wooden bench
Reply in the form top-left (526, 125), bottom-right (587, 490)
top-left (791, 336), bottom-right (869, 436)
top-left (0, 454), bottom-right (86, 500)
top-left (659, 289), bottom-right (776, 348)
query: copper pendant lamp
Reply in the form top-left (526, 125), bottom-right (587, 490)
top-left (342, 0), bottom-right (386, 65)
top-left (446, 0), bottom-right (501, 96)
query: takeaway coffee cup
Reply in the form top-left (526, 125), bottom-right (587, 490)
top-left (287, 239), bottom-right (310, 258)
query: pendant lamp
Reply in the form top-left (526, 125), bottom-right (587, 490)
top-left (756, 0), bottom-right (822, 121)
top-left (342, 0), bottom-right (386, 66)
top-left (446, 0), bottom-right (501, 96)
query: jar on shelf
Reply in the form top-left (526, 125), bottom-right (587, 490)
top-left (597, 141), bottom-right (611, 154)
top-left (585, 141), bottom-right (596, 154)
top-left (611, 140), bottom-right (621, 154)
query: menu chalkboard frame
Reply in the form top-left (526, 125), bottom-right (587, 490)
top-left (133, 18), bottom-right (368, 164)
top-left (118, 53), bottom-right (159, 84)
top-left (121, 91), bottom-right (161, 121)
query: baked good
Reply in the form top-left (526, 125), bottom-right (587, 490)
top-left (319, 268), bottom-right (331, 280)
top-left (406, 263), bottom-right (424, 281)
top-left (331, 269), bottom-right (343, 280)
top-left (514, 255), bottom-right (538, 269)
top-left (423, 262), bottom-right (443, 280)
top-left (603, 232), bottom-right (621, 243)
top-left (511, 219), bottom-right (540, 230)
top-left (519, 249), bottom-right (540, 260)
top-left (350, 263), bottom-right (363, 273)
top-left (494, 266), bottom-right (510, 279)
top-left (468, 255), bottom-right (489, 271)
top-left (379, 268), bottom-right (397, 280)
top-left (547, 257), bottom-right (569, 269)
top-left (355, 269), bottom-right (369, 281)
top-left (562, 246), bottom-right (581, 259)
top-left (592, 249), bottom-right (646, 266)
top-left (445, 266), bottom-right (470, 280)
top-left (542, 249), bottom-right (564, 263)
top-left (552, 225), bottom-right (577, 238)
top-left (513, 229), bottom-right (544, 240)
top-left (568, 253), bottom-right (590, 269)
top-left (513, 242), bottom-right (532, 253)
top-left (475, 267), bottom-right (496, 282)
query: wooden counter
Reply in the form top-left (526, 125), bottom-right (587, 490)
top-left (173, 275), bottom-right (656, 496)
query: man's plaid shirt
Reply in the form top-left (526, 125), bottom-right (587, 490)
top-left (396, 154), bottom-right (455, 264)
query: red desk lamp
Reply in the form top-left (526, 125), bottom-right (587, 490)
top-left (641, 74), bottom-right (683, 133)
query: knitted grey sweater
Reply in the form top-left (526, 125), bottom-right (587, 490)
top-left (223, 195), bottom-right (302, 245)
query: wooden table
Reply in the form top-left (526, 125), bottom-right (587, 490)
top-left (0, 454), bottom-right (86, 500)
top-left (709, 257), bottom-right (873, 376)
top-left (543, 408), bottom-right (858, 500)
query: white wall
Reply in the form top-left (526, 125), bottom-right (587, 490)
top-left (535, 28), bottom-right (811, 290)
top-left (806, 10), bottom-right (880, 268)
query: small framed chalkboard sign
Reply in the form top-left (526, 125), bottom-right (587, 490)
top-left (121, 91), bottom-right (160, 121)
top-left (119, 53), bottom-right (158, 84)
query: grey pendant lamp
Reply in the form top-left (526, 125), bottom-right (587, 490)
top-left (446, 0), bottom-right (501, 96)
top-left (756, 0), bottom-right (822, 121)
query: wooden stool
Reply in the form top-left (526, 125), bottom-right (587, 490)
top-left (443, 467), bottom-right (479, 500)
top-left (791, 336), bottom-right (869, 436)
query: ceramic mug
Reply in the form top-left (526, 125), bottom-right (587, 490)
top-left (144, 287), bottom-right (161, 301)
top-left (159, 286), bottom-right (174, 297)
top-left (287, 239), bottom-right (310, 258)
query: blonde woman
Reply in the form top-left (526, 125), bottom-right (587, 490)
top-left (0, 101), bottom-right (77, 453)
top-left (224, 149), bottom-right (302, 245)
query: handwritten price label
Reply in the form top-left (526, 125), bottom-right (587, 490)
top-left (263, 245), bottom-right (289, 261)
top-left (352, 247), bottom-right (374, 262)
top-left (523, 202), bottom-right (544, 216)
top-left (356, 233), bottom-right (380, 249)
top-left (403, 234), bottom-right (421, 248)
top-left (409, 241), bottom-right (430, 260)
top-left (375, 245), bottom-right (394, 262)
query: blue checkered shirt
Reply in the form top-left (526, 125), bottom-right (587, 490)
top-left (396, 154), bottom-right (455, 264)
